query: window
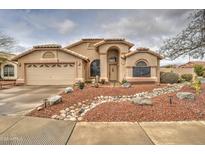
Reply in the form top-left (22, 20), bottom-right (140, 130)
top-left (4, 64), bottom-right (14, 77)
top-left (42, 52), bottom-right (55, 58)
top-left (108, 56), bottom-right (117, 63)
top-left (90, 59), bottom-right (100, 77)
top-left (133, 61), bottom-right (151, 77)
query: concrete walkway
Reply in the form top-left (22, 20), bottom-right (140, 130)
top-left (1, 116), bottom-right (205, 145)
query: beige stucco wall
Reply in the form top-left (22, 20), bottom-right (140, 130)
top-left (67, 42), bottom-right (100, 80)
top-left (68, 42), bottom-right (131, 82)
top-left (0, 61), bottom-right (17, 80)
top-left (125, 53), bottom-right (160, 83)
top-left (16, 49), bottom-right (84, 84)
top-left (98, 43), bottom-right (130, 82)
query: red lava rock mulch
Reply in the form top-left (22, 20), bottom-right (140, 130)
top-left (83, 84), bottom-right (205, 122)
top-left (28, 84), bottom-right (166, 118)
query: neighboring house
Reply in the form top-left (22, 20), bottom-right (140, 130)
top-left (0, 51), bottom-right (17, 80)
top-left (179, 61), bottom-right (205, 68)
top-left (12, 38), bottom-right (163, 85)
top-left (160, 61), bottom-right (205, 77)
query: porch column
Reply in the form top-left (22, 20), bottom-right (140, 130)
top-left (99, 53), bottom-right (108, 81)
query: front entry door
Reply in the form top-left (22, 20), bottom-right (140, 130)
top-left (109, 64), bottom-right (118, 81)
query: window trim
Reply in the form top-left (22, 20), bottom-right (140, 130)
top-left (3, 64), bottom-right (15, 77)
top-left (133, 60), bottom-right (151, 77)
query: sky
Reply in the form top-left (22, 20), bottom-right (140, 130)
top-left (0, 9), bottom-right (202, 65)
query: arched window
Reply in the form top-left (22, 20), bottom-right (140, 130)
top-left (4, 64), bottom-right (14, 77)
top-left (42, 52), bottom-right (55, 58)
top-left (133, 60), bottom-right (150, 77)
top-left (90, 59), bottom-right (100, 77)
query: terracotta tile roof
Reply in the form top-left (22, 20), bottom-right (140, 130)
top-left (65, 38), bottom-right (134, 49)
top-left (61, 49), bottom-right (89, 61)
top-left (12, 45), bottom-right (89, 62)
top-left (81, 38), bottom-right (104, 41)
top-left (93, 38), bottom-right (134, 48)
top-left (65, 39), bottom-right (103, 49)
top-left (0, 51), bottom-right (16, 61)
top-left (33, 44), bottom-right (62, 48)
top-left (179, 61), bottom-right (205, 68)
top-left (123, 48), bottom-right (163, 59)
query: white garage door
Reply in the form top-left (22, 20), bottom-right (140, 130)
top-left (26, 63), bottom-right (75, 85)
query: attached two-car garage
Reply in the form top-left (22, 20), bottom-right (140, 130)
top-left (25, 63), bottom-right (75, 85)
top-left (12, 44), bottom-right (89, 86)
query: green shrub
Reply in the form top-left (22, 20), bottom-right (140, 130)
top-left (203, 72), bottom-right (205, 78)
top-left (178, 77), bottom-right (186, 83)
top-left (100, 79), bottom-right (106, 84)
top-left (191, 78), bottom-right (201, 95)
top-left (181, 74), bottom-right (193, 82)
top-left (76, 81), bottom-right (85, 90)
top-left (85, 80), bottom-right (92, 84)
top-left (121, 79), bottom-right (128, 84)
top-left (160, 72), bottom-right (179, 84)
top-left (194, 64), bottom-right (205, 76)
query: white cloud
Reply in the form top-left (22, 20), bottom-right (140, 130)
top-left (101, 10), bottom-right (191, 49)
top-left (52, 19), bottom-right (76, 35)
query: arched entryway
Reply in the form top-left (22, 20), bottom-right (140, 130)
top-left (107, 47), bottom-right (119, 81)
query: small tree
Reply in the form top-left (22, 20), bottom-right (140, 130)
top-left (194, 64), bottom-right (205, 76)
top-left (0, 32), bottom-right (16, 50)
top-left (159, 10), bottom-right (205, 59)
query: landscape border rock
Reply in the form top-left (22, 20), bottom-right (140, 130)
top-left (64, 87), bottom-right (73, 93)
top-left (51, 83), bottom-right (184, 121)
top-left (176, 92), bottom-right (195, 100)
top-left (47, 95), bottom-right (62, 106)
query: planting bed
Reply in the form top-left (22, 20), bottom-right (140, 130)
top-left (28, 84), bottom-right (165, 118)
top-left (29, 83), bottom-right (205, 122)
top-left (83, 84), bottom-right (205, 121)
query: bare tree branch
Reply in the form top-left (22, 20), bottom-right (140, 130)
top-left (159, 9), bottom-right (205, 60)
top-left (0, 32), bottom-right (16, 51)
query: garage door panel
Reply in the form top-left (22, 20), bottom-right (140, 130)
top-left (26, 64), bottom-right (75, 85)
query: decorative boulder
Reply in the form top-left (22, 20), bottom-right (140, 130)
top-left (121, 82), bottom-right (131, 88)
top-left (64, 87), bottom-right (73, 93)
top-left (47, 95), bottom-right (62, 106)
top-left (176, 92), bottom-right (195, 100)
top-left (37, 106), bottom-right (44, 111)
top-left (132, 97), bottom-right (152, 105)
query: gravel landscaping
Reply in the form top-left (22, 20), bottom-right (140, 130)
top-left (83, 84), bottom-right (205, 122)
top-left (28, 82), bottom-right (205, 122)
top-left (28, 84), bottom-right (167, 118)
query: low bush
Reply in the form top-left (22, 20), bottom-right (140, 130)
top-left (203, 72), bottom-right (205, 78)
top-left (100, 79), bottom-right (106, 84)
top-left (160, 72), bottom-right (179, 84)
top-left (85, 80), bottom-right (92, 84)
top-left (121, 79), bottom-right (128, 84)
top-left (191, 78), bottom-right (201, 95)
top-left (181, 74), bottom-right (193, 82)
top-left (76, 81), bottom-right (85, 90)
top-left (178, 77), bottom-right (186, 83)
top-left (194, 64), bottom-right (205, 76)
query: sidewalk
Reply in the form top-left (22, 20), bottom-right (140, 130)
top-left (1, 116), bottom-right (205, 145)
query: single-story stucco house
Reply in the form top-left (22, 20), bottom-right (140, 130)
top-left (12, 38), bottom-right (163, 85)
top-left (0, 51), bottom-right (17, 80)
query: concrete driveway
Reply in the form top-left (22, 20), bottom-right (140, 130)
top-left (0, 86), bottom-right (65, 115)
